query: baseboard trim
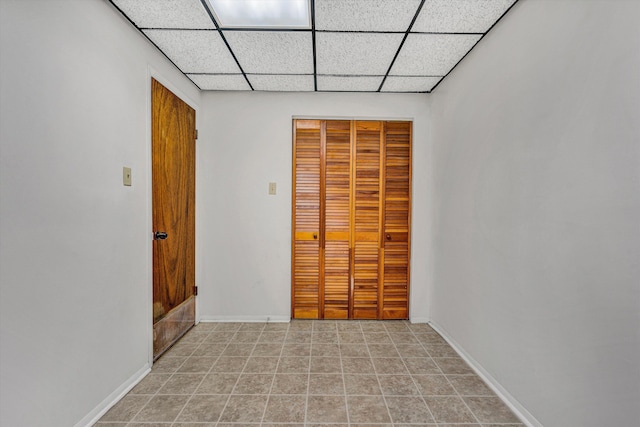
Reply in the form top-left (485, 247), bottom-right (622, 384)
top-left (429, 321), bottom-right (542, 427)
top-left (199, 315), bottom-right (290, 323)
top-left (75, 363), bottom-right (150, 427)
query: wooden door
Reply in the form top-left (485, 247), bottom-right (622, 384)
top-left (352, 121), bottom-right (383, 319)
top-left (151, 79), bottom-right (196, 359)
top-left (381, 122), bottom-right (411, 319)
top-left (292, 120), bottom-right (322, 318)
top-left (292, 119), bottom-right (411, 320)
top-left (323, 121), bottom-right (352, 319)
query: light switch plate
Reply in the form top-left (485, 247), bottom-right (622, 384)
top-left (123, 167), bottom-right (132, 186)
top-left (269, 182), bottom-right (277, 195)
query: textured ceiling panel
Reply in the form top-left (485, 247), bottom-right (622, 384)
top-left (317, 75), bottom-right (383, 92)
top-left (316, 33), bottom-right (404, 75)
top-left (112, 0), bottom-right (215, 29)
top-left (315, 0), bottom-right (421, 32)
top-left (224, 31), bottom-right (313, 74)
top-left (144, 30), bottom-right (240, 73)
top-left (187, 74), bottom-right (250, 90)
top-left (412, 0), bottom-right (516, 33)
top-left (390, 33), bottom-right (481, 76)
top-left (249, 74), bottom-right (315, 91)
top-left (381, 76), bottom-right (441, 92)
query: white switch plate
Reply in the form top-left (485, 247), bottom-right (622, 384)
top-left (123, 167), bottom-right (132, 186)
top-left (268, 182), bottom-right (277, 195)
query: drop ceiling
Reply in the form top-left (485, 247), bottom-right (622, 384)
top-left (110, 0), bottom-right (519, 93)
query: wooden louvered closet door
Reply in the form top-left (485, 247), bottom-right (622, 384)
top-left (292, 119), bottom-right (411, 320)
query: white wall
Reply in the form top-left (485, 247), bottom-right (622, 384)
top-left (0, 1), bottom-right (200, 426)
top-left (197, 92), bottom-right (432, 322)
top-left (428, 0), bottom-right (640, 426)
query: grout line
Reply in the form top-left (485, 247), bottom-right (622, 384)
top-left (367, 321), bottom-right (396, 425)
top-left (259, 321), bottom-right (290, 424)
top-left (169, 323), bottom-right (236, 425)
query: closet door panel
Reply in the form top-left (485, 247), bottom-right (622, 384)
top-left (352, 121), bottom-right (382, 319)
top-left (382, 121), bottom-right (411, 319)
top-left (292, 120), bottom-right (321, 318)
top-left (323, 120), bottom-right (351, 318)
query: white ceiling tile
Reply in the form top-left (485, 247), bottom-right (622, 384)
top-left (381, 76), bottom-right (441, 92)
top-left (315, 0), bottom-right (421, 32)
top-left (412, 0), bottom-right (516, 33)
top-left (390, 33), bottom-right (481, 76)
top-left (224, 31), bottom-right (313, 74)
top-left (187, 74), bottom-right (250, 90)
top-left (144, 30), bottom-right (240, 73)
top-left (317, 75), bottom-right (383, 92)
top-left (112, 0), bottom-right (215, 29)
top-left (249, 74), bottom-right (315, 91)
top-left (316, 33), bottom-right (404, 75)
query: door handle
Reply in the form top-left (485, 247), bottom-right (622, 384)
top-left (386, 234), bottom-right (391, 241)
top-left (313, 233), bottom-right (318, 240)
top-left (154, 231), bottom-right (168, 240)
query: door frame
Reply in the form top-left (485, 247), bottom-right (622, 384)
top-left (146, 67), bottom-right (200, 367)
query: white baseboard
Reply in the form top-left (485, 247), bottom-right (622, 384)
top-left (75, 364), bottom-right (150, 427)
top-left (199, 315), bottom-right (290, 323)
top-left (429, 321), bottom-right (542, 427)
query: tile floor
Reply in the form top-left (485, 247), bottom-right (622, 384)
top-left (96, 320), bottom-right (524, 426)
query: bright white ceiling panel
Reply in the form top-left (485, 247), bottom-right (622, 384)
top-left (112, 0), bottom-right (215, 29)
top-left (224, 31), bottom-right (313, 74)
top-left (187, 74), bottom-right (250, 90)
top-left (381, 76), bottom-right (441, 92)
top-left (249, 74), bottom-right (314, 91)
top-left (315, 0), bottom-right (421, 32)
top-left (207, 0), bottom-right (311, 29)
top-left (390, 33), bottom-right (481, 76)
top-left (317, 75), bottom-right (383, 92)
top-left (316, 33), bottom-right (404, 75)
top-left (412, 0), bottom-right (516, 33)
top-left (144, 30), bottom-right (240, 73)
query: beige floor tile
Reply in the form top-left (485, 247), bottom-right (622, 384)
top-left (367, 343), bottom-right (400, 358)
top-left (262, 394), bottom-right (306, 422)
top-left (195, 372), bottom-right (239, 394)
top-left (423, 395), bottom-right (476, 423)
top-left (412, 374), bottom-right (456, 395)
top-left (157, 373), bottom-right (205, 394)
top-left (177, 357), bottom-right (217, 373)
top-left (312, 342), bottom-right (341, 356)
top-left (306, 395), bottom-right (349, 423)
top-left (404, 357), bottom-right (441, 374)
top-left (385, 396), bottom-right (435, 424)
top-left (100, 395), bottom-right (151, 422)
top-left (344, 374), bottom-right (382, 395)
top-left (210, 356), bottom-right (247, 372)
top-left (347, 395), bottom-right (391, 423)
top-left (378, 374), bottom-right (420, 396)
top-left (129, 373), bottom-right (171, 394)
top-left (448, 375), bottom-right (495, 396)
top-left (310, 356), bottom-right (342, 373)
top-left (133, 395), bottom-right (190, 422)
top-left (271, 373), bottom-right (309, 394)
top-left (463, 396), bottom-right (522, 423)
top-left (174, 394), bottom-right (227, 422)
top-left (252, 343), bottom-right (284, 356)
top-left (277, 356), bottom-right (310, 373)
top-left (309, 373), bottom-right (345, 395)
top-left (340, 344), bottom-right (370, 358)
top-left (433, 357), bottom-right (474, 375)
top-left (243, 356), bottom-right (279, 373)
top-left (218, 394), bottom-right (267, 422)
top-left (231, 373), bottom-right (274, 394)
top-left (373, 357), bottom-right (410, 374)
top-left (342, 357), bottom-right (375, 374)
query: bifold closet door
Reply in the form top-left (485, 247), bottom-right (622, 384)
top-left (381, 122), bottom-right (411, 319)
top-left (323, 121), bottom-right (352, 319)
top-left (292, 120), bottom-right (321, 319)
top-left (292, 119), bottom-right (411, 320)
top-left (352, 122), bottom-right (383, 319)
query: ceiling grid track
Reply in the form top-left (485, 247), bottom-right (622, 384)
top-left (108, 0), bottom-right (520, 93)
top-left (377, 0), bottom-right (426, 92)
